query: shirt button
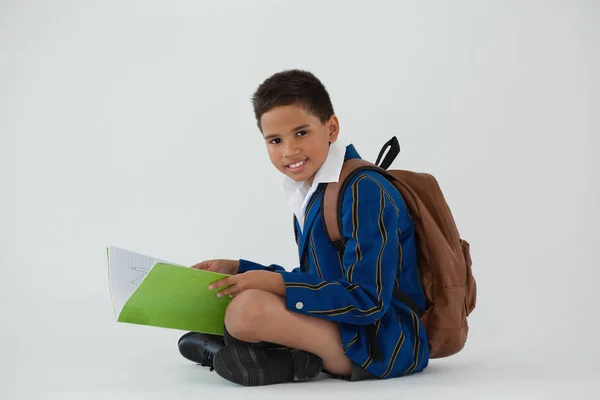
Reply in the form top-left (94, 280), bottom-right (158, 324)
top-left (295, 302), bottom-right (304, 310)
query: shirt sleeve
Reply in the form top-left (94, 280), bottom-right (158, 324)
top-left (238, 259), bottom-right (302, 274)
top-left (279, 174), bottom-right (399, 325)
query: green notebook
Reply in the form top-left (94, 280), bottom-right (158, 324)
top-left (106, 246), bottom-right (231, 335)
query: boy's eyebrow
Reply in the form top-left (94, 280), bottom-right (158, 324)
top-left (290, 123), bottom-right (310, 132)
top-left (263, 124), bottom-right (311, 141)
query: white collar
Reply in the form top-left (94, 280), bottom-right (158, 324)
top-left (280, 139), bottom-right (347, 231)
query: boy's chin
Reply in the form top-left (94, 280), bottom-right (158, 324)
top-left (283, 170), bottom-right (313, 183)
top-left (285, 174), bottom-right (305, 182)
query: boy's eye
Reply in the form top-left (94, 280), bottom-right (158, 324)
top-left (268, 131), bottom-right (306, 145)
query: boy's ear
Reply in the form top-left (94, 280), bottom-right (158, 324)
top-left (328, 115), bottom-right (340, 143)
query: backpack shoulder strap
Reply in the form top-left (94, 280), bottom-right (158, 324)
top-left (306, 136), bottom-right (402, 251)
top-left (323, 158), bottom-right (387, 252)
top-left (322, 134), bottom-right (402, 251)
top-left (294, 161), bottom-right (381, 250)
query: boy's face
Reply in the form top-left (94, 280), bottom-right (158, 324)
top-left (260, 104), bottom-right (339, 185)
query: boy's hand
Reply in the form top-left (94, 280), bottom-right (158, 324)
top-left (190, 259), bottom-right (240, 275)
top-left (209, 270), bottom-right (285, 298)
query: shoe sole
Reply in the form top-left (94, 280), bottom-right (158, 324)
top-left (213, 344), bottom-right (323, 386)
top-left (292, 349), bottom-right (323, 381)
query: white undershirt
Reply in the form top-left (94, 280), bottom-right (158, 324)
top-left (280, 139), bottom-right (347, 232)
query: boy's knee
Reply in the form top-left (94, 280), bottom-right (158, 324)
top-left (224, 289), bottom-right (270, 338)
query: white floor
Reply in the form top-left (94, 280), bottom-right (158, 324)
top-left (3, 323), bottom-right (599, 400)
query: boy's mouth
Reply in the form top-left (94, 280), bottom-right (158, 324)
top-left (286, 158), bottom-right (308, 171)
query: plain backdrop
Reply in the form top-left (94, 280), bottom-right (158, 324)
top-left (1, 1), bottom-right (599, 399)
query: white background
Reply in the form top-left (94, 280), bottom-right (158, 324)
top-left (1, 1), bottom-right (599, 399)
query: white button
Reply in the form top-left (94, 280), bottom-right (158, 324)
top-left (296, 302), bottom-right (304, 310)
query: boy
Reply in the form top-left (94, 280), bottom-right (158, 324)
top-left (179, 70), bottom-right (429, 386)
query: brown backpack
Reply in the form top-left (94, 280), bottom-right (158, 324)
top-left (319, 137), bottom-right (477, 358)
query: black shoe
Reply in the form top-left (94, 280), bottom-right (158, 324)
top-left (213, 343), bottom-right (323, 386)
top-left (178, 332), bottom-right (225, 370)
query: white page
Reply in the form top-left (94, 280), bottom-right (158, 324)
top-left (106, 246), bottom-right (183, 317)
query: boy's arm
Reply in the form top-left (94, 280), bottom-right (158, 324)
top-left (238, 259), bottom-right (302, 274)
top-left (278, 174), bottom-right (399, 325)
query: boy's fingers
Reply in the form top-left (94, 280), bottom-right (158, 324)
top-left (217, 284), bottom-right (239, 298)
top-left (209, 276), bottom-right (233, 290)
top-left (208, 264), bottom-right (222, 272)
top-left (191, 261), bottom-right (210, 270)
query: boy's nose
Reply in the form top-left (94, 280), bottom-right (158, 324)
top-left (283, 143), bottom-right (300, 158)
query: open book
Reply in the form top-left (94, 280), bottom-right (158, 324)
top-left (106, 246), bottom-right (231, 335)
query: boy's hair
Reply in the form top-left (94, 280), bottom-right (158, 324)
top-left (251, 69), bottom-right (335, 131)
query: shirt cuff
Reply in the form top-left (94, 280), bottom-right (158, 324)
top-left (237, 259), bottom-right (265, 273)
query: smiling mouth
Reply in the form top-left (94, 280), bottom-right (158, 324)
top-left (286, 159), bottom-right (308, 170)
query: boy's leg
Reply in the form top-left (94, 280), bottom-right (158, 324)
top-left (223, 288), bottom-right (353, 377)
top-left (222, 324), bottom-right (282, 348)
